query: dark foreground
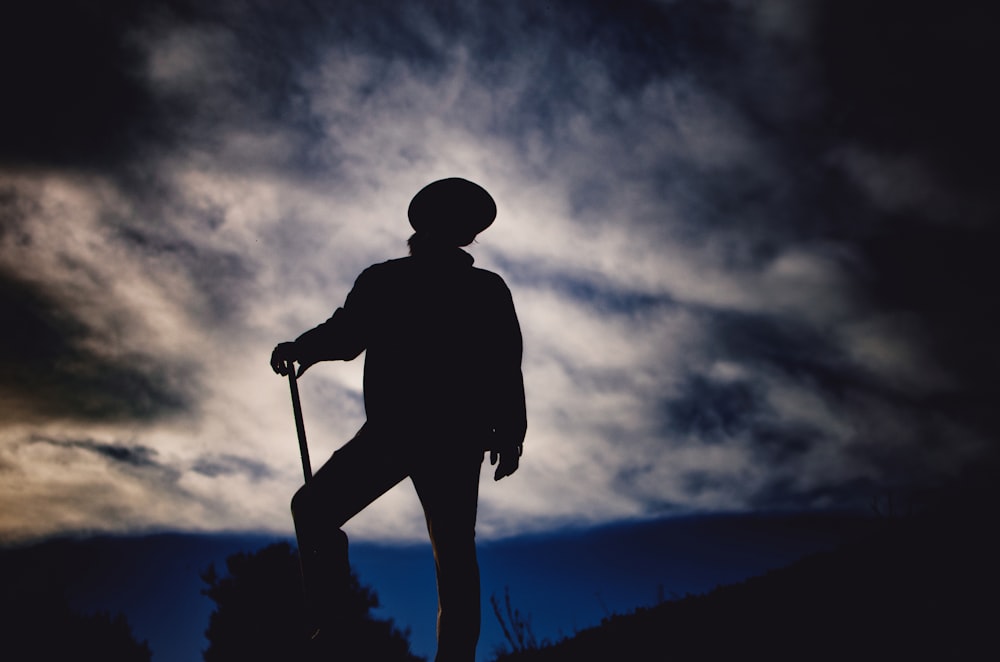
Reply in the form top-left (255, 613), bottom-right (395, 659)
top-left (493, 504), bottom-right (997, 661)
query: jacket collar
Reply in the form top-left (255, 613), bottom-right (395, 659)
top-left (412, 246), bottom-right (475, 267)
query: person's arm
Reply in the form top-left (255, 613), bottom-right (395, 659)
top-left (270, 270), bottom-right (372, 377)
top-left (490, 281), bottom-right (527, 480)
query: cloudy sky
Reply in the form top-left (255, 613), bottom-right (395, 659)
top-left (2, 0), bottom-right (998, 546)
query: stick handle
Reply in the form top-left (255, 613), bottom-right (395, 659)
top-left (287, 362), bottom-right (312, 483)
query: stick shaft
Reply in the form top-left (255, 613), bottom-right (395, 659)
top-left (287, 365), bottom-right (312, 483)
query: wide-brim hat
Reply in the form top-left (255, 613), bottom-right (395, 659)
top-left (407, 178), bottom-right (496, 243)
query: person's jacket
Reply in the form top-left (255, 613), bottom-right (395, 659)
top-left (294, 247), bottom-right (527, 450)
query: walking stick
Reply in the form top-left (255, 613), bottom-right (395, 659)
top-left (286, 361), bottom-right (313, 483)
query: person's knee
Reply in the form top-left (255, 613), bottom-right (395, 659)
top-left (291, 484), bottom-right (313, 519)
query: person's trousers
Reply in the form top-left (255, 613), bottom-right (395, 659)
top-left (291, 423), bottom-right (484, 662)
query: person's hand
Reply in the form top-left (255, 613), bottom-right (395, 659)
top-left (270, 342), bottom-right (298, 376)
top-left (490, 443), bottom-right (522, 481)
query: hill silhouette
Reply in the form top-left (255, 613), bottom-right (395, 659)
top-left (491, 498), bottom-right (997, 661)
top-left (0, 539), bottom-right (151, 662)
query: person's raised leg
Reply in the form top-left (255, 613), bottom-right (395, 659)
top-left (291, 424), bottom-right (410, 640)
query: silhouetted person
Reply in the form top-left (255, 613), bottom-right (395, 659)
top-left (270, 178), bottom-right (527, 662)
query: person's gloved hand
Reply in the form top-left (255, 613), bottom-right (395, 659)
top-left (490, 443), bottom-right (522, 481)
top-left (270, 342), bottom-right (315, 377)
top-left (270, 342), bottom-right (297, 375)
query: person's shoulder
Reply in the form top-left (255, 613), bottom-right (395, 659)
top-left (470, 264), bottom-right (505, 280)
top-left (373, 255), bottom-right (415, 268)
top-left (357, 256), bottom-right (414, 277)
top-left (469, 265), bottom-right (513, 293)
top-left (347, 257), bottom-right (414, 295)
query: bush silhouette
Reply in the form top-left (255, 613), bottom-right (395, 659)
top-left (1, 593), bottom-right (151, 662)
top-left (0, 538), bottom-right (152, 662)
top-left (201, 542), bottom-right (423, 661)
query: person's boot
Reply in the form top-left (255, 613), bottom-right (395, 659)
top-left (301, 529), bottom-right (351, 649)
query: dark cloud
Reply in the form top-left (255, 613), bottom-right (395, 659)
top-left (496, 256), bottom-right (676, 315)
top-left (666, 376), bottom-right (761, 441)
top-left (0, 0), bottom-right (325, 175)
top-left (191, 453), bottom-right (274, 481)
top-left (817, 0), bottom-right (1000, 200)
top-left (860, 224), bottom-right (1000, 394)
top-left (747, 424), bottom-right (817, 467)
top-left (681, 469), bottom-right (739, 500)
top-left (749, 475), bottom-right (879, 512)
top-left (110, 213), bottom-right (258, 325)
top-left (501, 0), bottom-right (1000, 504)
top-left (0, 1), bottom-right (158, 169)
top-left (809, 1), bottom-right (1000, 441)
top-left (666, 2), bottom-right (1000, 490)
top-left (0, 268), bottom-right (195, 423)
top-left (29, 435), bottom-right (164, 471)
top-left (812, 0), bottom-right (1000, 455)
